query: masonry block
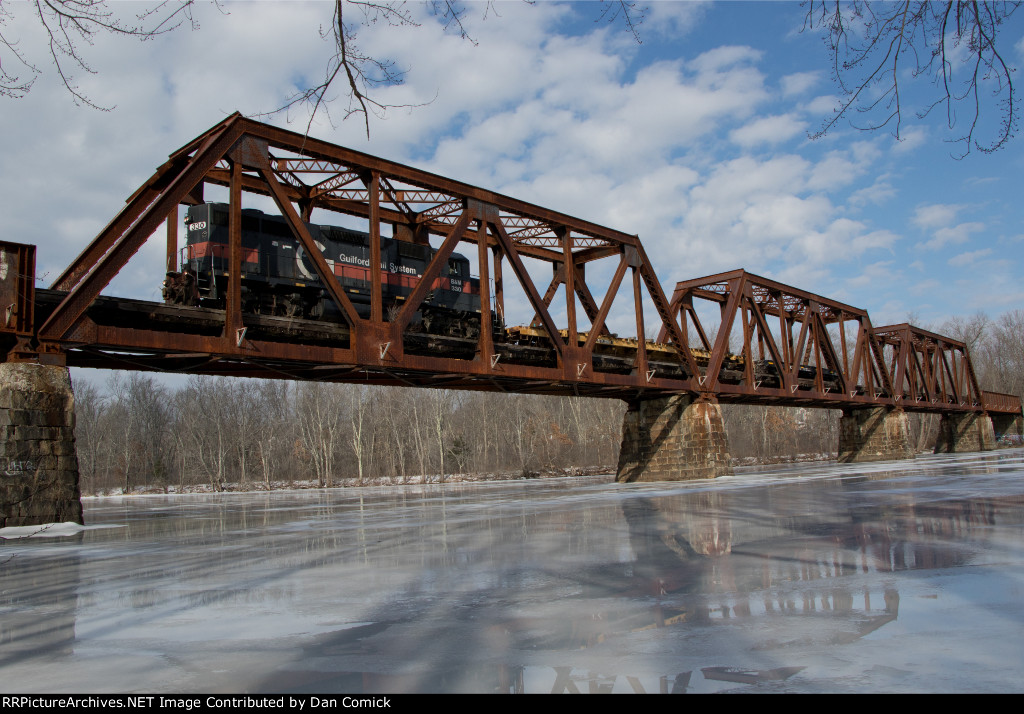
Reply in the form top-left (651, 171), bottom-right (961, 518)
top-left (616, 394), bottom-right (733, 482)
top-left (838, 407), bottom-right (914, 463)
top-left (991, 413), bottom-right (1023, 444)
top-left (934, 412), bottom-right (996, 453)
top-left (0, 362), bottom-right (83, 527)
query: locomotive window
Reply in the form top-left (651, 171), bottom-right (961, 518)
top-left (211, 208), bottom-right (229, 226)
top-left (398, 242), bottom-right (429, 260)
top-left (331, 227), bottom-right (366, 245)
top-left (448, 260), bottom-right (463, 276)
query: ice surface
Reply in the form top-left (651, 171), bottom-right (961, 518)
top-left (2, 449), bottom-right (1024, 693)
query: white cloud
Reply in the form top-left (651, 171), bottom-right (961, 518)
top-left (918, 222), bottom-right (985, 251)
top-left (807, 142), bottom-right (879, 191)
top-left (780, 71), bottom-right (820, 96)
top-left (947, 248), bottom-right (993, 266)
top-left (646, 1), bottom-right (709, 36)
top-left (847, 261), bottom-right (900, 288)
top-left (892, 127), bottom-right (928, 153)
top-left (909, 279), bottom-right (943, 296)
top-left (849, 175), bottom-right (895, 207)
top-left (913, 203), bottom-right (964, 230)
top-left (729, 114), bottom-right (807, 147)
top-left (688, 45), bottom-right (762, 74)
top-left (804, 94), bottom-right (841, 115)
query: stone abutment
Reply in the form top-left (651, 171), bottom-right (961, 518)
top-left (1, 362), bottom-right (83, 527)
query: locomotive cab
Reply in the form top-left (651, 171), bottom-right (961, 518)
top-left (163, 203), bottom-right (481, 335)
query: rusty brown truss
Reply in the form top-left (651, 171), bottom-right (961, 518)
top-left (0, 115), bottom-right (1019, 415)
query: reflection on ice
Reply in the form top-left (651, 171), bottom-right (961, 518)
top-left (1, 449), bottom-right (1023, 692)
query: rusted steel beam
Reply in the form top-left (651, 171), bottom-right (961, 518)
top-left (583, 254), bottom-right (629, 354)
top-left (232, 118), bottom-right (637, 246)
top-left (475, 220), bottom-right (494, 369)
top-left (488, 211), bottom-right (566, 361)
top-left (873, 323), bottom-right (985, 408)
top-left (0, 241), bottom-right (37, 361)
top-left (225, 158), bottom-right (244, 341)
top-left (664, 269), bottom-right (900, 404)
top-left (201, 168), bottom-right (567, 263)
top-left (394, 208), bottom-right (474, 334)
top-left (982, 391), bottom-right (1024, 414)
top-left (257, 161), bottom-right (362, 327)
top-left (39, 119), bottom-right (246, 342)
top-left (702, 274), bottom-right (743, 392)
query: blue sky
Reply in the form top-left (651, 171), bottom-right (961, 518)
top-left (2, 0), bottom-right (1022, 337)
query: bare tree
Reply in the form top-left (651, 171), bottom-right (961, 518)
top-left (348, 383), bottom-right (372, 484)
top-left (804, 1), bottom-right (1021, 156)
top-left (984, 309), bottom-right (1024, 396)
top-left (0, 0), bottom-right (200, 107)
top-left (297, 381), bottom-right (346, 487)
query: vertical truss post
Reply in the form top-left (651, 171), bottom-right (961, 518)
top-left (225, 159), bottom-right (243, 342)
top-left (368, 171), bottom-right (383, 324)
top-left (839, 316), bottom-right (849, 377)
top-left (492, 245), bottom-right (504, 325)
top-left (0, 241), bottom-right (36, 361)
top-left (561, 228), bottom-right (577, 347)
top-left (704, 276), bottom-right (742, 393)
top-left (741, 296), bottom-right (755, 385)
top-left (166, 207), bottom-right (178, 273)
top-left (632, 266), bottom-right (648, 378)
top-left (475, 219), bottom-right (494, 368)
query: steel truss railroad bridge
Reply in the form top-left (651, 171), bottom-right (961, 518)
top-left (0, 115), bottom-right (1021, 510)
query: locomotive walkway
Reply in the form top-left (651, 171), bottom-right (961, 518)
top-left (1, 115), bottom-right (1021, 525)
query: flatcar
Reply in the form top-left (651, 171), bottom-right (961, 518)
top-left (163, 203), bottom-right (482, 338)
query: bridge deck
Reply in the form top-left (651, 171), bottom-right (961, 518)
top-left (8, 286), bottom-right (1016, 415)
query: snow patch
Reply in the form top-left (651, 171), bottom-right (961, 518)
top-left (0, 522), bottom-right (123, 539)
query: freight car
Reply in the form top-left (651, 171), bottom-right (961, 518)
top-left (162, 203), bottom-right (482, 338)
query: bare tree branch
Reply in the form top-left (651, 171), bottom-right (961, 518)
top-left (804, 1), bottom-right (1020, 157)
top-left (265, 0), bottom-right (644, 137)
top-left (596, 0), bottom-right (645, 43)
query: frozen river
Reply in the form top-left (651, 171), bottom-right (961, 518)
top-left (3, 449), bottom-right (1024, 694)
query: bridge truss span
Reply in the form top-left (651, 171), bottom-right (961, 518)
top-left (660, 269), bottom-right (1019, 416)
top-left (0, 115), bottom-right (1019, 418)
top-left (6, 115), bottom-right (702, 399)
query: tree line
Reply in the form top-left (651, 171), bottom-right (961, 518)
top-left (73, 374), bottom-right (627, 495)
top-left (72, 309), bottom-right (1023, 495)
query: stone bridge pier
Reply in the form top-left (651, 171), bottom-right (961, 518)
top-left (616, 394), bottom-right (733, 482)
top-left (837, 407), bottom-right (915, 463)
top-left (0, 362), bottom-right (83, 527)
top-left (934, 412), bottom-right (997, 453)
